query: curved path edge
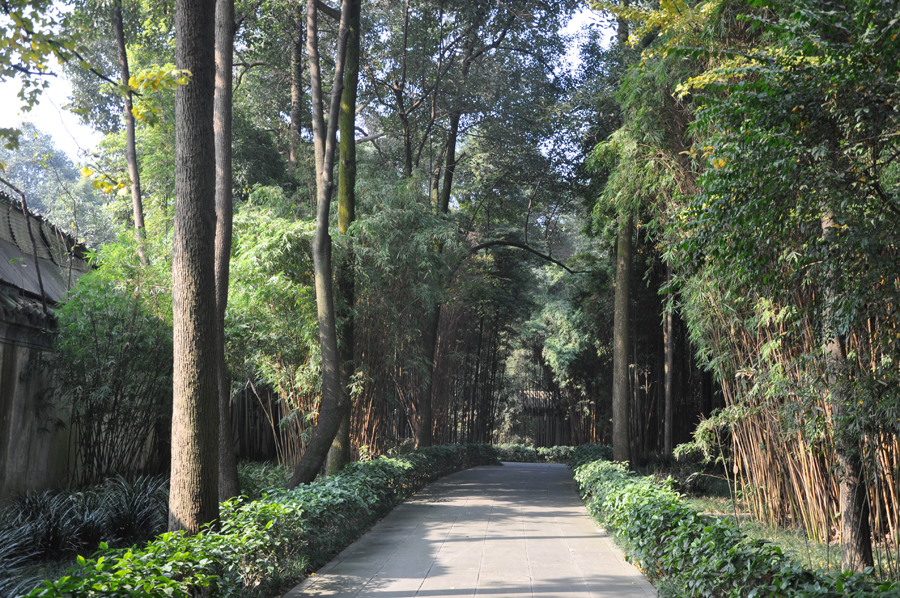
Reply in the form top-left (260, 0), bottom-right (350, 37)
top-left (284, 463), bottom-right (657, 598)
top-left (284, 462), bottom-right (656, 597)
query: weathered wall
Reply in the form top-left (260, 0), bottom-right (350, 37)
top-left (0, 318), bottom-right (69, 500)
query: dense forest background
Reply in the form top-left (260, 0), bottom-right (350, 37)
top-left (1, 0), bottom-right (897, 576)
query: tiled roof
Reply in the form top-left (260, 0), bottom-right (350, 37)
top-left (0, 190), bottom-right (92, 305)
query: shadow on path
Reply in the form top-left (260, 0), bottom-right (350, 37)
top-left (284, 462), bottom-right (656, 597)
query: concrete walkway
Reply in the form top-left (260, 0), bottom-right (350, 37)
top-left (285, 462), bottom-right (656, 597)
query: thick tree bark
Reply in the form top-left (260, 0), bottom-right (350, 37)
top-left (169, 0), bottom-right (219, 533)
top-left (114, 0), bottom-right (148, 265)
top-left (289, 4), bottom-right (304, 169)
top-left (822, 214), bottom-right (873, 572)
top-left (612, 213), bottom-right (632, 465)
top-left (832, 370), bottom-right (874, 572)
top-left (663, 265), bottom-right (674, 456)
top-left (288, 0), bottom-right (352, 488)
top-left (214, 0), bottom-right (240, 502)
top-left (326, 0), bottom-right (360, 476)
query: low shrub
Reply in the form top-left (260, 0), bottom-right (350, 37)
top-left (493, 444), bottom-right (542, 462)
top-left (567, 443), bottom-right (613, 468)
top-left (536, 445), bottom-right (574, 463)
top-left (23, 444), bottom-right (498, 598)
top-left (573, 459), bottom-right (900, 598)
top-left (236, 461), bottom-right (290, 501)
top-left (492, 443), bottom-right (609, 464)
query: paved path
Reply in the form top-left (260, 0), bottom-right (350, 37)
top-left (285, 462), bottom-right (656, 597)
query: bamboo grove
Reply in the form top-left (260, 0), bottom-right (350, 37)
top-left (1, 0), bottom-right (897, 578)
top-left (593, 0), bottom-right (900, 574)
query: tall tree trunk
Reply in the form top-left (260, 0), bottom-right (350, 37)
top-left (413, 111), bottom-right (460, 448)
top-left (287, 0), bottom-right (352, 488)
top-left (663, 265), bottom-right (674, 456)
top-left (415, 309), bottom-right (439, 447)
top-left (169, 0), bottom-right (219, 533)
top-left (414, 77), bottom-right (468, 449)
top-left (114, 0), bottom-right (148, 265)
top-left (438, 112), bottom-right (461, 214)
top-left (214, 0), bottom-right (240, 502)
top-left (289, 4), bottom-right (304, 169)
top-left (399, 0), bottom-right (412, 177)
top-left (822, 214), bottom-right (873, 572)
top-left (326, 0), bottom-right (361, 476)
top-left (612, 213), bottom-right (632, 465)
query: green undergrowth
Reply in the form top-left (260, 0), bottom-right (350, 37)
top-left (20, 444), bottom-right (498, 598)
top-left (574, 459), bottom-right (900, 598)
top-left (0, 476), bottom-right (169, 597)
top-left (493, 442), bottom-right (612, 465)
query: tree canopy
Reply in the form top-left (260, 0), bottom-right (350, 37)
top-left (3, 0), bottom-right (898, 577)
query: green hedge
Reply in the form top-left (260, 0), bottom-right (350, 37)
top-left (492, 443), bottom-right (611, 465)
top-left (24, 445), bottom-right (498, 598)
top-left (574, 459), bottom-right (900, 598)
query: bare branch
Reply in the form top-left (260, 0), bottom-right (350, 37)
top-left (470, 240), bottom-right (585, 275)
top-left (316, 0), bottom-right (340, 20)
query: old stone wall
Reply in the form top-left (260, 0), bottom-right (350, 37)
top-left (0, 318), bottom-right (69, 500)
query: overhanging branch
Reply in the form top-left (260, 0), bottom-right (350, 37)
top-left (469, 240), bottom-right (585, 275)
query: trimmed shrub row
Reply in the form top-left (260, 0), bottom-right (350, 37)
top-left (493, 444), bottom-right (573, 463)
top-left (492, 442), bottom-right (612, 466)
top-left (22, 444), bottom-right (498, 598)
top-left (574, 459), bottom-right (900, 598)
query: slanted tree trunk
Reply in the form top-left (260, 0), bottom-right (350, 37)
top-left (287, 0), bottom-right (352, 488)
top-left (822, 213), bottom-right (873, 572)
top-left (612, 213), bottom-right (632, 465)
top-left (114, 0), bottom-right (148, 265)
top-left (214, 0), bottom-right (240, 501)
top-left (326, 0), bottom-right (361, 476)
top-left (169, 0), bottom-right (219, 533)
top-left (663, 265), bottom-right (674, 456)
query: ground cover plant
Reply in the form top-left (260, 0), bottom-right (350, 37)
top-left (18, 445), bottom-right (497, 598)
top-left (0, 476), bottom-right (169, 596)
top-left (574, 457), bottom-right (900, 598)
top-left (3, 444), bottom-right (598, 595)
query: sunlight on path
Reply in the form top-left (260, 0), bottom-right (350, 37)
top-left (285, 462), bottom-right (656, 597)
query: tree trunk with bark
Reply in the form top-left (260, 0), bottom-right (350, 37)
top-left (664, 265), bottom-right (674, 456)
top-left (214, 0), bottom-right (240, 502)
top-left (822, 214), bottom-right (873, 572)
top-left (289, 4), bottom-right (304, 169)
top-left (415, 40), bottom-right (474, 448)
top-left (287, 0), bottom-right (352, 488)
top-left (169, 0), bottom-right (219, 533)
top-left (326, 0), bottom-right (361, 476)
top-left (114, 0), bottom-right (148, 265)
top-left (612, 213), bottom-right (632, 465)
